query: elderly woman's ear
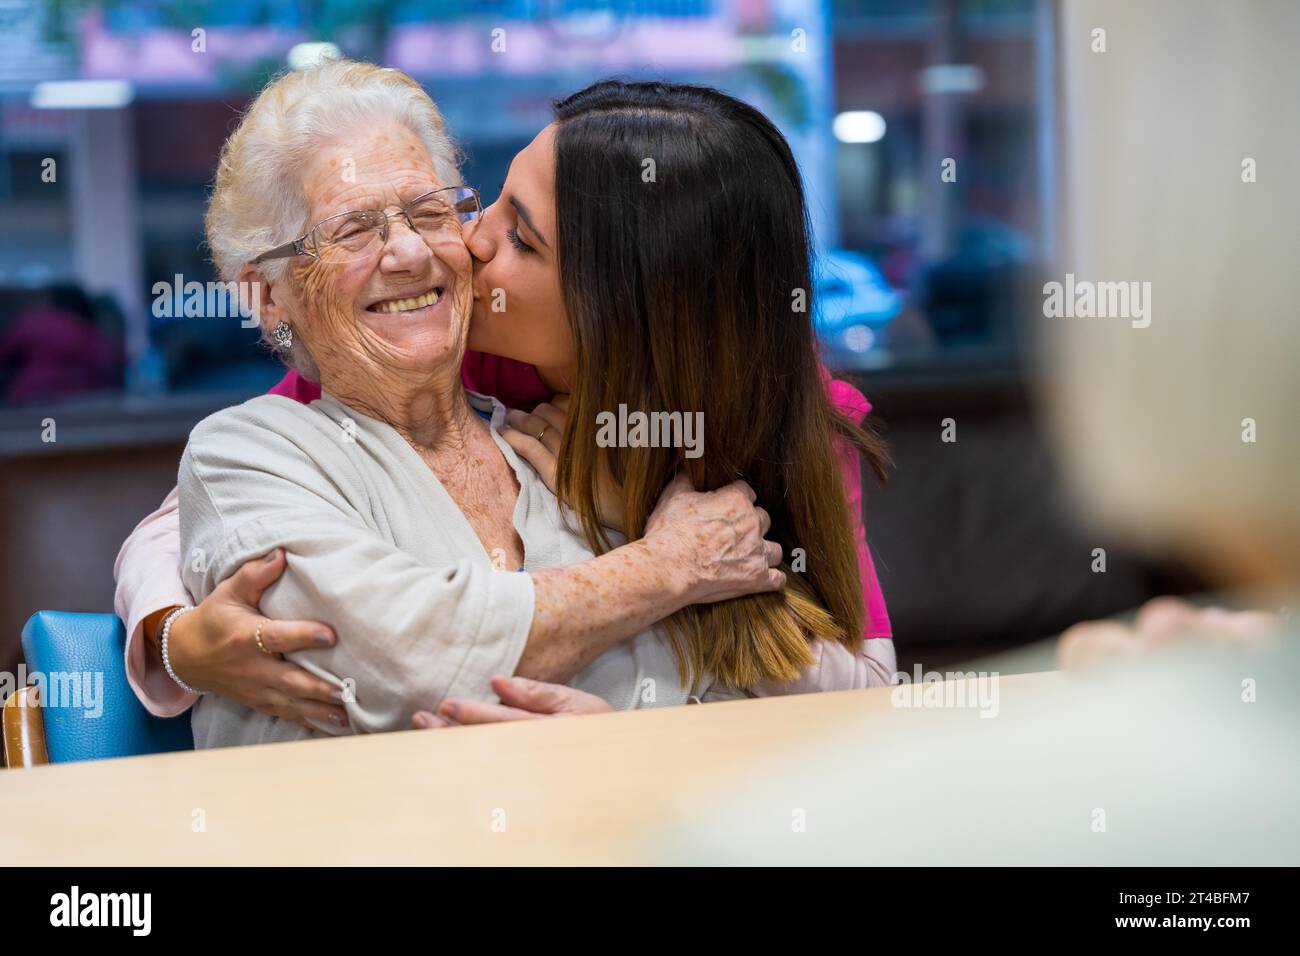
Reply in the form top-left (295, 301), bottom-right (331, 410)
top-left (238, 263), bottom-right (287, 338)
top-left (239, 261), bottom-right (315, 378)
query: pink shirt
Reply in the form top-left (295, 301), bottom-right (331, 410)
top-left (114, 352), bottom-right (894, 717)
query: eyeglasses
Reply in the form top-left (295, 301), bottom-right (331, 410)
top-left (251, 186), bottom-right (482, 266)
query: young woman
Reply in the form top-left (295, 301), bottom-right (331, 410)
top-left (115, 76), bottom-right (895, 725)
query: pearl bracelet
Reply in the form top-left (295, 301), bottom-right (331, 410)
top-left (160, 605), bottom-right (202, 696)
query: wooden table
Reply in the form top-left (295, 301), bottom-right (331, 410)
top-left (1, 674), bottom-right (1061, 865)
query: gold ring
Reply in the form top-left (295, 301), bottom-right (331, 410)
top-left (536, 425), bottom-right (549, 442)
top-left (254, 618), bottom-right (272, 655)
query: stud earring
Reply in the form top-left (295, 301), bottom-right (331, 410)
top-left (271, 321), bottom-right (293, 350)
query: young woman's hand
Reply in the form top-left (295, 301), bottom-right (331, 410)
top-left (504, 394), bottom-right (626, 531)
top-left (411, 674), bottom-right (612, 727)
top-left (161, 549), bottom-right (349, 728)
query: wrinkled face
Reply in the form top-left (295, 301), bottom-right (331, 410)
top-left (464, 123), bottom-right (575, 384)
top-left (282, 122), bottom-right (472, 391)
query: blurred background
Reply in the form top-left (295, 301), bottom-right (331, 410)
top-left (0, 1), bottom-right (1205, 679)
top-left (1, 0), bottom-right (1049, 393)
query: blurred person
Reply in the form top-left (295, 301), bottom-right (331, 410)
top-left (0, 284), bottom-right (124, 403)
top-left (1048, 0), bottom-right (1297, 670)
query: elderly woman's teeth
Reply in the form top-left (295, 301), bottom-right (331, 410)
top-left (377, 288), bottom-right (441, 314)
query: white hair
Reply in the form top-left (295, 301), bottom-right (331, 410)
top-left (1050, 0), bottom-right (1300, 565)
top-left (204, 59), bottom-right (462, 373)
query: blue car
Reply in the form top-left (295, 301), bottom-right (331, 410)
top-left (813, 249), bottom-right (903, 356)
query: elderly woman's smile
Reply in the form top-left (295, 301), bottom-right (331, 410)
top-left (365, 286), bottom-right (446, 316)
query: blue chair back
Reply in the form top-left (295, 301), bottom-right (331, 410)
top-left (21, 611), bottom-right (194, 762)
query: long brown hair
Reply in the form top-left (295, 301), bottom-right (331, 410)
top-left (551, 80), bottom-right (889, 688)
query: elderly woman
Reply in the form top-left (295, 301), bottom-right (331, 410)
top-left (173, 61), bottom-right (781, 747)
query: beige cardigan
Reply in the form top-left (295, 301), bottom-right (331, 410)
top-left (179, 391), bottom-right (720, 748)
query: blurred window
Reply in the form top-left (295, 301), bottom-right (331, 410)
top-left (0, 0), bottom-right (1054, 409)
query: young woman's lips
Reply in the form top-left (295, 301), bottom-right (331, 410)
top-left (366, 286), bottom-right (445, 316)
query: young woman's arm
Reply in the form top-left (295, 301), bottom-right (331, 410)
top-left (747, 637), bottom-right (896, 694)
top-left (114, 487), bottom-right (345, 725)
top-left (113, 488), bottom-right (191, 716)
